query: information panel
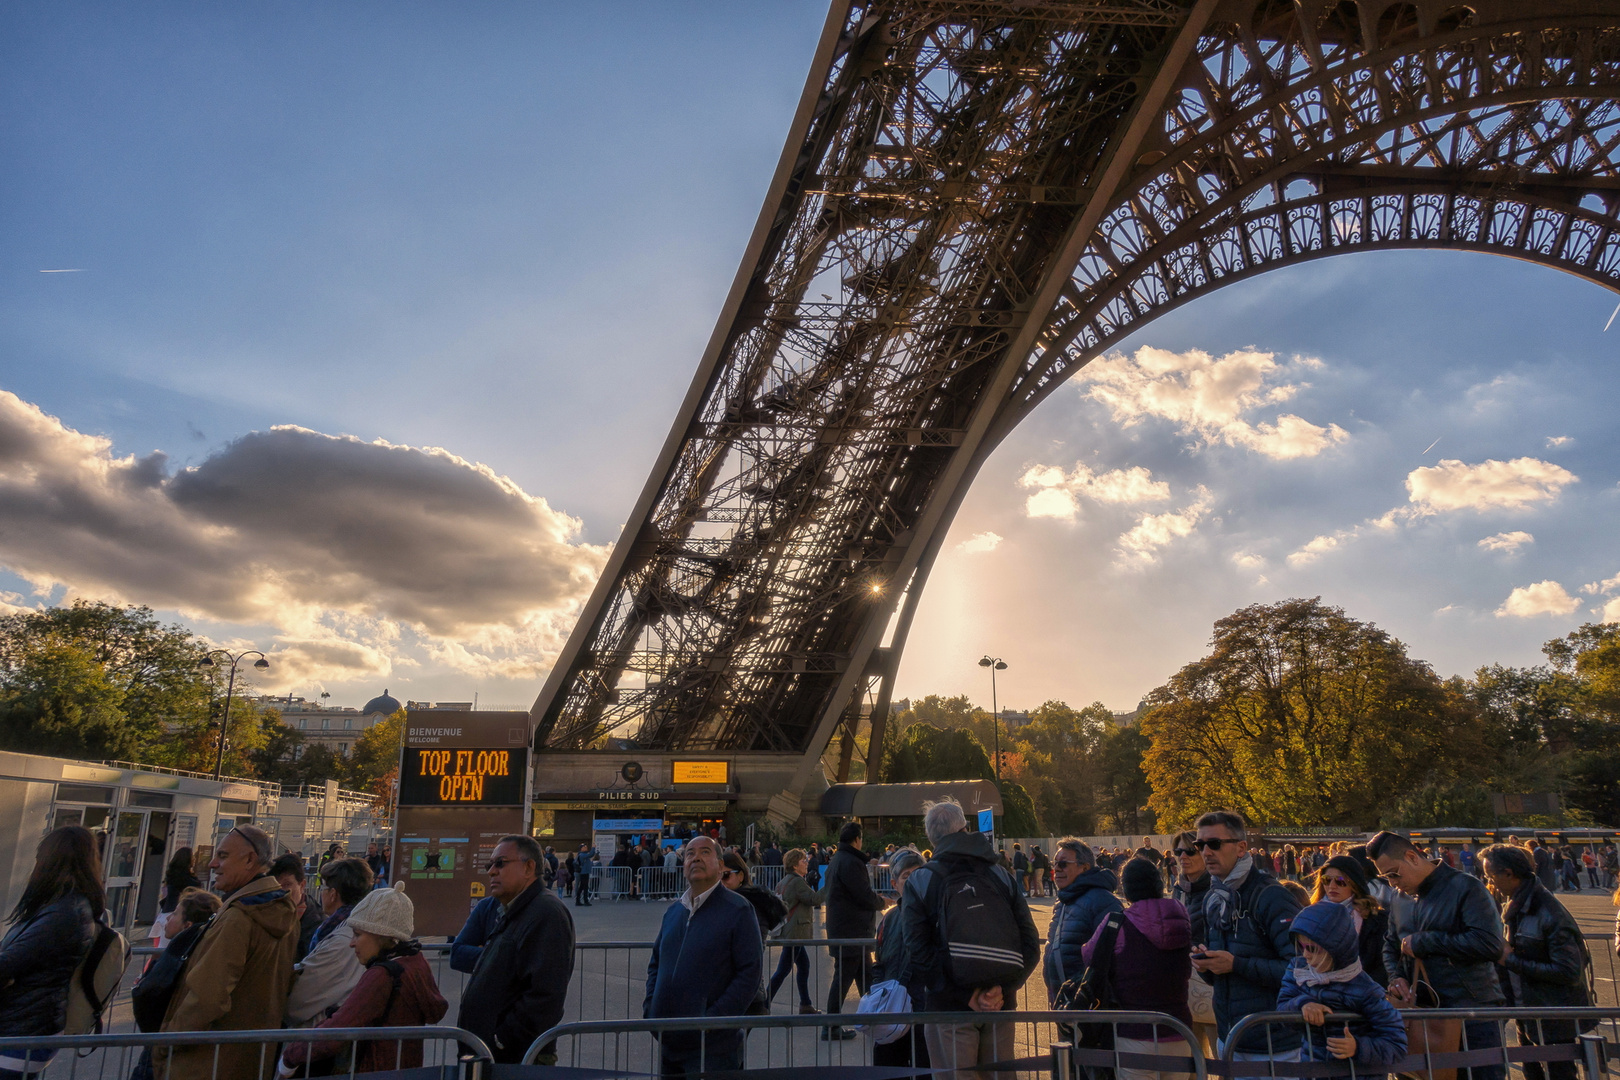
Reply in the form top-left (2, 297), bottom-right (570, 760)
top-left (671, 760), bottom-right (729, 785)
top-left (394, 710), bottom-right (530, 937)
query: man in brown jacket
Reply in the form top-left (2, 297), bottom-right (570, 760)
top-left (156, 825), bottom-right (299, 1080)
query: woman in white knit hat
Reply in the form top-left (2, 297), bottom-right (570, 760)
top-left (278, 884), bottom-right (448, 1075)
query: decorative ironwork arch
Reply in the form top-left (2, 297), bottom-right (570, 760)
top-left (530, 0), bottom-right (1620, 825)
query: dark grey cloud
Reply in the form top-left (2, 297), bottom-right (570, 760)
top-left (0, 391), bottom-right (607, 679)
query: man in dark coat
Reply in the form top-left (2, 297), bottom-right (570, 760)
top-left (1191, 810), bottom-right (1302, 1061)
top-left (459, 835), bottom-right (576, 1064)
top-left (823, 821), bottom-right (885, 1031)
top-left (902, 799), bottom-right (1040, 1075)
top-left (1042, 839), bottom-right (1121, 1003)
top-left (644, 836), bottom-right (764, 1076)
top-left (1481, 843), bottom-right (1589, 1080)
top-left (1372, 830), bottom-right (1506, 1080)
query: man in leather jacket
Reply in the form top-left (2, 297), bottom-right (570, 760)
top-left (1481, 844), bottom-right (1592, 1080)
top-left (1370, 830), bottom-right (1506, 1080)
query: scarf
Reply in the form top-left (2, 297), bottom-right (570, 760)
top-left (1293, 957), bottom-right (1364, 987)
top-left (1339, 896), bottom-right (1364, 933)
top-left (1205, 853), bottom-right (1253, 930)
top-left (309, 904), bottom-right (352, 952)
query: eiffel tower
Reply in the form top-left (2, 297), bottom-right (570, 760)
top-left (532, 0), bottom-right (1620, 824)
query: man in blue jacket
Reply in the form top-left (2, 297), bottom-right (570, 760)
top-left (1191, 810), bottom-right (1303, 1061)
top-left (1042, 839), bottom-right (1121, 1003)
top-left (644, 835), bottom-right (764, 1077)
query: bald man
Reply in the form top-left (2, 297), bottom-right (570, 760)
top-left (643, 836), bottom-right (764, 1077)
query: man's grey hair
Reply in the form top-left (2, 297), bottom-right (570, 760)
top-left (1194, 810), bottom-right (1247, 841)
top-left (1056, 837), bottom-right (1094, 868)
top-left (230, 825), bottom-right (273, 867)
top-left (922, 798), bottom-right (967, 846)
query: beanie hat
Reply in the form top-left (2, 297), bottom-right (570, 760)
top-left (1323, 854), bottom-right (1369, 895)
top-left (1120, 857), bottom-right (1164, 902)
top-left (888, 847), bottom-right (926, 879)
top-left (346, 884), bottom-right (415, 941)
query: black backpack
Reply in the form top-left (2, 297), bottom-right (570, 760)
top-left (935, 858), bottom-right (1025, 988)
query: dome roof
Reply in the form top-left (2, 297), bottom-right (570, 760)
top-left (362, 689), bottom-right (403, 716)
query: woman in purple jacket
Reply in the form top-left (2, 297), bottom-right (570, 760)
top-left (1081, 858), bottom-right (1194, 1080)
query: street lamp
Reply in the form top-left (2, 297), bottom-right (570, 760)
top-left (978, 655), bottom-right (1008, 781)
top-left (199, 649), bottom-right (270, 780)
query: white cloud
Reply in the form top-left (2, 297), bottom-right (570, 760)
top-left (0, 390), bottom-right (609, 685)
top-left (957, 532), bottom-right (1003, 555)
top-left (1407, 457), bottom-right (1576, 512)
top-left (1018, 462), bottom-right (1169, 521)
top-left (1580, 574), bottom-right (1620, 596)
top-left (1287, 533), bottom-right (1342, 567)
top-left (1232, 552), bottom-right (1265, 569)
top-left (1604, 597), bottom-right (1620, 622)
top-left (1076, 346), bottom-right (1347, 459)
top-left (1478, 531), bottom-right (1534, 554)
top-left (1546, 436), bottom-right (1572, 448)
top-left (1118, 487), bottom-right (1212, 561)
top-left (1496, 581), bottom-right (1581, 618)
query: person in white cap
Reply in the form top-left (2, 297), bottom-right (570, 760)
top-left (278, 883), bottom-right (447, 1076)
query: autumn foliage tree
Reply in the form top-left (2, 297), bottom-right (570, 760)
top-left (1139, 598), bottom-right (1483, 830)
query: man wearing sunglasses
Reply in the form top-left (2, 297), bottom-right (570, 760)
top-left (1190, 810), bottom-right (1303, 1063)
top-left (458, 835), bottom-right (576, 1065)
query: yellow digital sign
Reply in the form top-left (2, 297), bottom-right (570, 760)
top-left (672, 760), bottom-right (729, 785)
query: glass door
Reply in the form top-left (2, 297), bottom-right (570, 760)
top-left (105, 810), bottom-right (147, 930)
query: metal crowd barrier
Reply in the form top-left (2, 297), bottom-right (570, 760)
top-left (0, 1025), bottom-right (491, 1080)
top-left (1222, 1007), bottom-right (1620, 1079)
top-left (523, 1008), bottom-right (1206, 1079)
top-left (637, 865), bottom-right (682, 899)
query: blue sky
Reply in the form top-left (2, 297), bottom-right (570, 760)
top-left (4, 4), bottom-right (1617, 715)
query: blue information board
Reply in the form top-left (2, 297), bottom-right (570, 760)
top-left (978, 808), bottom-right (994, 834)
top-left (593, 818), bottom-right (665, 831)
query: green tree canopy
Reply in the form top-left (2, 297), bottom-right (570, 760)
top-left (1139, 597), bottom-right (1482, 830)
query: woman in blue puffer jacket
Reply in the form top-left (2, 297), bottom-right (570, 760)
top-left (1277, 902), bottom-right (1406, 1074)
top-left (0, 826), bottom-right (101, 1078)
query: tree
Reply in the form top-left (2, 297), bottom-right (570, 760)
top-left (0, 601), bottom-right (214, 757)
top-left (347, 709), bottom-right (405, 807)
top-left (1139, 598), bottom-right (1483, 829)
top-left (1096, 723), bottom-right (1155, 834)
top-left (0, 639), bottom-right (136, 759)
top-left (880, 722), bottom-right (994, 783)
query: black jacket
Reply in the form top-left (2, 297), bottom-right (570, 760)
top-left (458, 880), bottom-right (576, 1062)
top-left (1359, 908), bottom-right (1391, 988)
top-left (1199, 861), bottom-right (1302, 1052)
top-left (0, 891), bottom-right (96, 1037)
top-left (735, 884), bottom-right (787, 937)
top-left (1381, 862), bottom-right (1504, 1007)
top-left (1173, 872), bottom-right (1211, 944)
top-left (825, 842), bottom-right (883, 938)
top-left (871, 900), bottom-right (924, 1004)
top-left (899, 830), bottom-right (1041, 1010)
top-left (1502, 879), bottom-right (1590, 1008)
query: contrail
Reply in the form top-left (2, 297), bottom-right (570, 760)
top-left (1606, 299), bottom-right (1620, 331)
top-left (39, 268), bottom-right (86, 273)
top-left (1421, 437), bottom-right (1441, 455)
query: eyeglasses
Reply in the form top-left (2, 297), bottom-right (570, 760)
top-left (1052, 859), bottom-right (1077, 869)
top-left (488, 857), bottom-right (524, 870)
top-left (1173, 848), bottom-right (1198, 857)
top-left (1320, 874), bottom-right (1350, 888)
top-left (1298, 939), bottom-right (1325, 954)
top-left (1193, 838), bottom-right (1233, 851)
top-left (722, 870), bottom-right (739, 879)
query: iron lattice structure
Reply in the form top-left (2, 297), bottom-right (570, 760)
top-left (533, 0), bottom-right (1620, 811)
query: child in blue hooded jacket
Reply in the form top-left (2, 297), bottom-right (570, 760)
top-left (1277, 901), bottom-right (1407, 1072)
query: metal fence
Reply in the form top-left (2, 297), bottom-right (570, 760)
top-left (523, 1009), bottom-right (1205, 1078)
top-left (1222, 1007), bottom-right (1620, 1080)
top-left (0, 1025), bottom-right (490, 1080)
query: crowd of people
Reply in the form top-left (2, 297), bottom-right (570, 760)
top-left (0, 810), bottom-right (1612, 1078)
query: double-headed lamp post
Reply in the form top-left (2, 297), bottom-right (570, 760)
top-left (199, 649), bottom-right (269, 781)
top-left (978, 655), bottom-right (1008, 781)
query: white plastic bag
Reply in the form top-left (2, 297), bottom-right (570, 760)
top-left (855, 978), bottom-right (911, 1045)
